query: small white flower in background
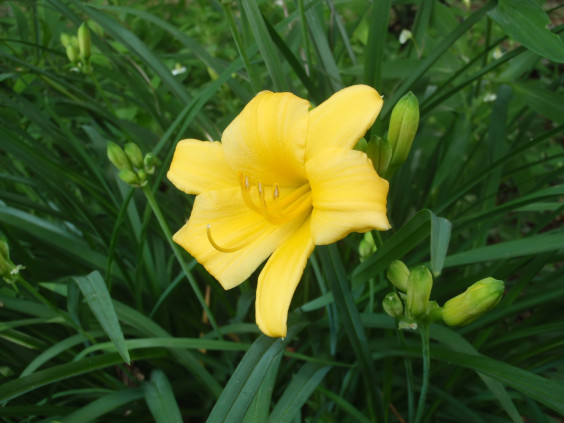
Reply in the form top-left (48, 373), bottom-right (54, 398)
top-left (492, 48), bottom-right (503, 60)
top-left (172, 63), bottom-right (187, 76)
top-left (483, 93), bottom-right (497, 103)
top-left (399, 29), bottom-right (412, 45)
top-left (274, 0), bottom-right (284, 7)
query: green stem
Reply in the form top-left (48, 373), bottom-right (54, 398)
top-left (142, 185), bottom-right (222, 338)
top-left (414, 322), bottom-right (431, 423)
top-left (398, 330), bottom-right (415, 422)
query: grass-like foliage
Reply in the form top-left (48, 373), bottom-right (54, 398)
top-left (1, 0), bottom-right (564, 421)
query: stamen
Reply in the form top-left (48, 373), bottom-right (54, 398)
top-left (206, 224), bottom-right (243, 253)
top-left (257, 181), bottom-right (264, 199)
top-left (244, 175), bottom-right (250, 190)
top-left (273, 183), bottom-right (279, 200)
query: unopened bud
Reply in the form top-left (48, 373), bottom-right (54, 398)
top-left (442, 278), bottom-right (504, 326)
top-left (144, 153), bottom-right (156, 174)
top-left (137, 169), bottom-right (148, 185)
top-left (0, 240), bottom-right (14, 277)
top-left (124, 143), bottom-right (144, 169)
top-left (107, 142), bottom-right (131, 171)
top-left (388, 92), bottom-right (419, 167)
top-left (60, 33), bottom-right (71, 48)
top-left (366, 136), bottom-right (392, 178)
top-left (406, 266), bottom-right (433, 319)
top-left (78, 23), bottom-right (91, 61)
top-left (66, 45), bottom-right (79, 64)
top-left (387, 260), bottom-right (410, 292)
top-left (118, 169), bottom-right (140, 186)
top-left (383, 292), bottom-right (404, 318)
top-left (359, 232), bottom-right (376, 262)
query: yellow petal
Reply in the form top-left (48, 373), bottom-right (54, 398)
top-left (307, 148), bottom-right (390, 245)
top-left (167, 139), bottom-right (238, 195)
top-left (173, 187), bottom-right (306, 289)
top-left (222, 91), bottom-right (310, 186)
top-left (306, 85), bottom-right (383, 160)
top-left (255, 220), bottom-right (315, 337)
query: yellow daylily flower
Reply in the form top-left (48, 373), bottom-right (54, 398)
top-left (168, 85), bottom-right (390, 337)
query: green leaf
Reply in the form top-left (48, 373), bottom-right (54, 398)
top-left (513, 82), bottom-right (564, 125)
top-left (268, 363), bottom-right (331, 423)
top-left (430, 348), bottom-right (564, 416)
top-left (431, 325), bottom-right (523, 423)
top-left (143, 369), bottom-right (183, 423)
top-left (430, 215), bottom-right (451, 277)
top-left (243, 352), bottom-right (282, 423)
top-left (0, 350), bottom-right (164, 402)
top-left (207, 335), bottom-right (288, 423)
top-left (62, 388), bottom-right (144, 423)
top-left (73, 271), bottom-right (130, 364)
top-left (444, 233), bottom-right (564, 268)
top-left (241, 0), bottom-right (287, 91)
top-left (488, 0), bottom-right (564, 63)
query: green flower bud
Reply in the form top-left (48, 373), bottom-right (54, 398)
top-left (107, 142), bottom-right (131, 171)
top-left (65, 44), bottom-right (79, 64)
top-left (358, 232), bottom-right (376, 262)
top-left (124, 143), bottom-right (144, 169)
top-left (406, 266), bottom-right (433, 319)
top-left (60, 33), bottom-right (71, 48)
top-left (366, 136), bottom-right (392, 178)
top-left (144, 153), bottom-right (156, 174)
top-left (383, 292), bottom-right (404, 318)
top-left (442, 278), bottom-right (504, 326)
top-left (0, 240), bottom-right (14, 277)
top-left (78, 23), bottom-right (91, 61)
top-left (354, 137), bottom-right (368, 153)
top-left (386, 260), bottom-right (410, 292)
top-left (118, 169), bottom-right (140, 186)
top-left (137, 169), bottom-right (148, 185)
top-left (388, 91), bottom-right (419, 167)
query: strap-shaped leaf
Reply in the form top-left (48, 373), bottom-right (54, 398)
top-left (74, 271), bottom-right (130, 364)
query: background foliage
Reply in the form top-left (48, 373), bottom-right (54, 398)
top-left (1, 0), bottom-right (564, 421)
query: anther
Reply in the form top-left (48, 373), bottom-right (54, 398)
top-left (206, 224), bottom-right (243, 253)
top-left (244, 175), bottom-right (250, 191)
top-left (273, 183), bottom-right (279, 200)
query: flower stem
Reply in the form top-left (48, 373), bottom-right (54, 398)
top-left (142, 185), bottom-right (222, 338)
top-left (414, 322), bottom-right (431, 423)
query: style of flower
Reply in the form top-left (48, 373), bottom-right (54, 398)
top-left (168, 85), bottom-right (390, 337)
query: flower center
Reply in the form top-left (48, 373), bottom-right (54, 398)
top-left (238, 172), bottom-right (311, 225)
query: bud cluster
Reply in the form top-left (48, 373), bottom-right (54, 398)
top-left (107, 142), bottom-right (158, 187)
top-left (382, 260), bottom-right (504, 329)
top-left (60, 23), bottom-right (92, 73)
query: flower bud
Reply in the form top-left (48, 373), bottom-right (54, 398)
top-left (144, 153), bottom-right (156, 174)
top-left (366, 137), bottom-right (392, 178)
top-left (406, 266), bottom-right (433, 319)
top-left (66, 44), bottom-right (79, 64)
top-left (136, 169), bottom-right (148, 185)
top-left (386, 260), bottom-right (410, 292)
top-left (383, 292), bottom-right (404, 318)
top-left (78, 23), bottom-right (91, 61)
top-left (124, 143), bottom-right (144, 169)
top-left (118, 169), bottom-right (140, 186)
top-left (388, 91), bottom-right (419, 167)
top-left (60, 33), bottom-right (71, 48)
top-left (107, 142), bottom-right (131, 171)
top-left (442, 278), bottom-right (504, 326)
top-left (0, 240), bottom-right (14, 277)
top-left (358, 232), bottom-right (376, 262)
